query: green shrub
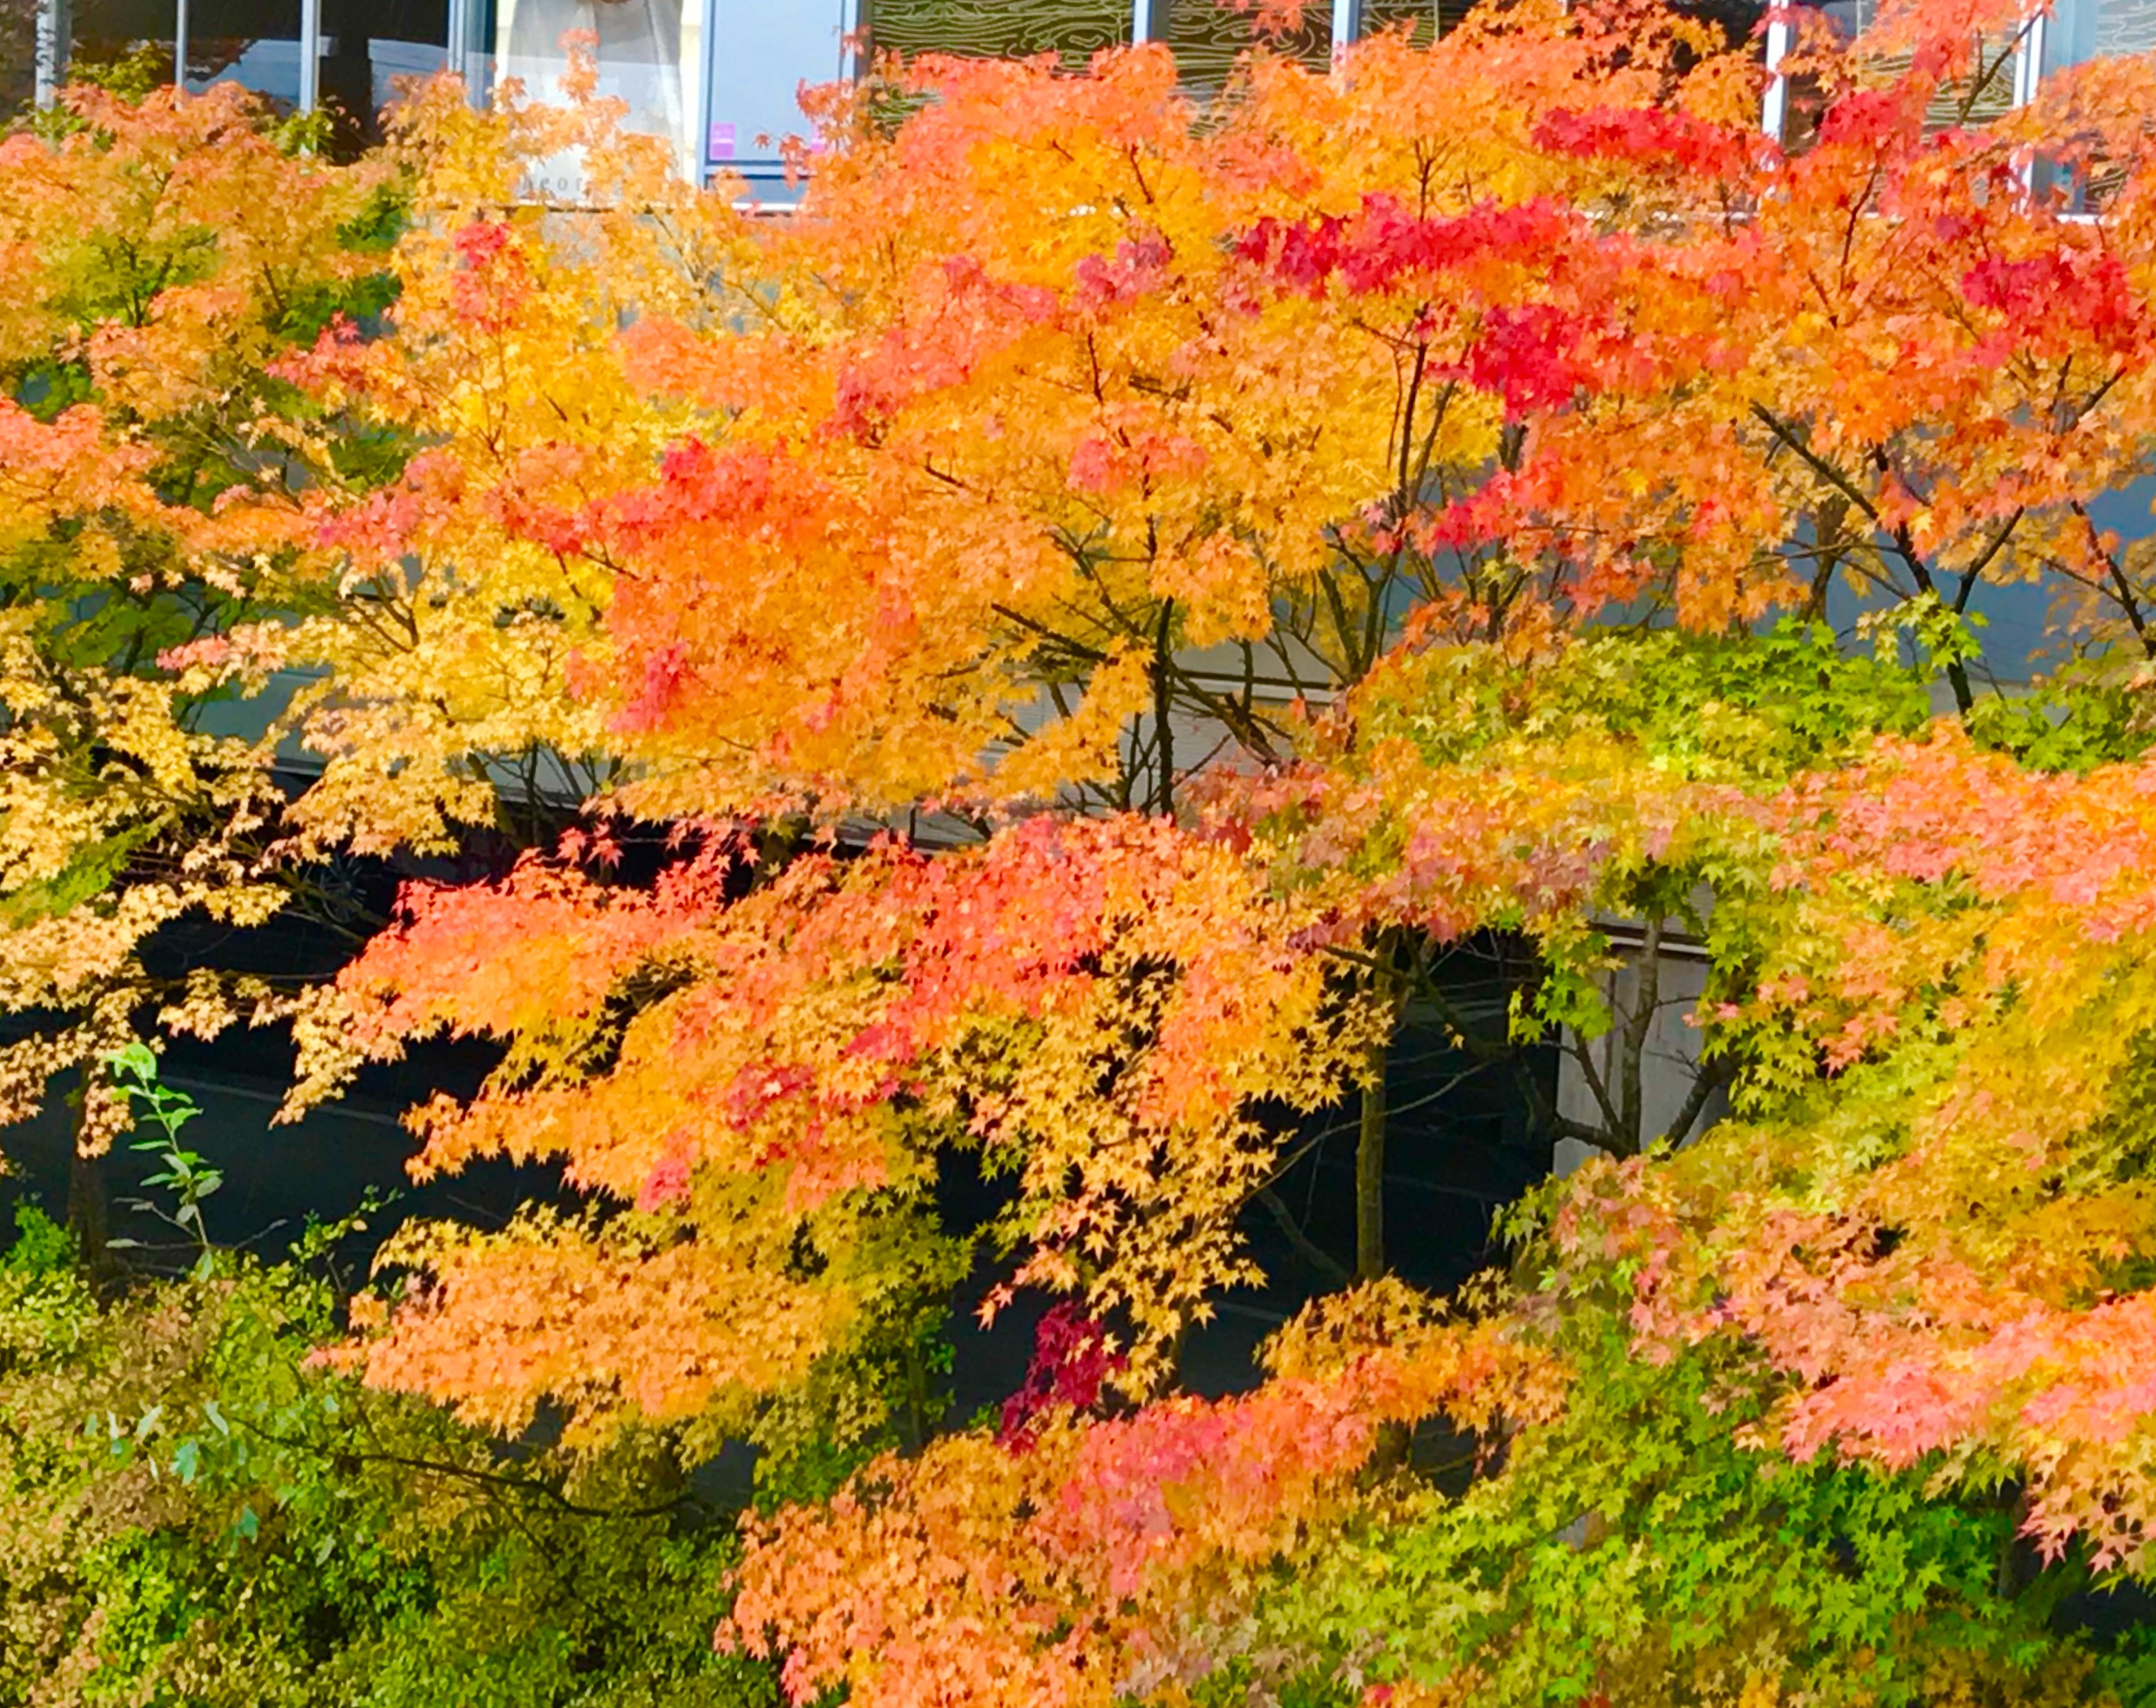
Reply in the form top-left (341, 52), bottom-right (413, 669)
top-left (0, 1203), bottom-right (775, 1708)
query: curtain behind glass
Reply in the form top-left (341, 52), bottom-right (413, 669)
top-left (500, 0), bottom-right (690, 165)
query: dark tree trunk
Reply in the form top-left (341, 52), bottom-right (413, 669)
top-left (1356, 1036), bottom-right (1387, 1284)
top-left (67, 1117), bottom-right (118, 1289)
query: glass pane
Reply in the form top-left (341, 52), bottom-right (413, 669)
top-left (461, 0), bottom-right (499, 107)
top-left (1165, 0), bottom-right (1333, 88)
top-left (2050, 0), bottom-right (2156, 66)
top-left (703, 1), bottom-right (853, 188)
top-left (1676, 0), bottom-right (1770, 49)
top-left (2091, 0), bottom-right (2156, 55)
top-left (1359, 0), bottom-right (1440, 47)
top-left (871, 0), bottom-right (1132, 65)
top-left (358, 0), bottom-right (450, 47)
top-left (323, 0), bottom-right (451, 144)
top-left (39, 0), bottom-right (175, 108)
top-left (499, 0), bottom-right (691, 163)
top-left (1803, 0), bottom-right (2017, 134)
top-left (2038, 0), bottom-right (2151, 206)
top-left (181, 0), bottom-right (306, 106)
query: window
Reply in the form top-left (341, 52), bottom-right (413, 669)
top-left (334, 0), bottom-right (453, 143)
top-left (169, 0), bottom-right (461, 149)
top-left (1823, 0), bottom-right (2020, 130)
top-left (179, 0), bottom-right (308, 108)
top-left (1358, 0), bottom-right (1443, 48)
top-left (2046, 0), bottom-right (2156, 68)
top-left (2033, 0), bottom-right (2155, 207)
top-left (1771, 0), bottom-right (2024, 149)
top-left (500, 0), bottom-right (694, 169)
top-left (1161, 0), bottom-right (1334, 89)
top-left (868, 0), bottom-right (1131, 67)
top-left (701, 2), bottom-right (855, 195)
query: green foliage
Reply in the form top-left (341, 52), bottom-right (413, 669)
top-left (10, 353), bottom-right (94, 421)
top-left (1347, 620), bottom-right (1945, 1105)
top-left (1358, 618), bottom-right (1937, 784)
top-left (1966, 659), bottom-right (2156, 773)
top-left (1190, 1661), bottom-right (1358, 1708)
top-left (105, 1044), bottom-right (222, 1275)
top-left (1267, 1309), bottom-right (2121, 1706)
top-left (0, 822), bottom-right (162, 930)
top-left (0, 1207), bottom-right (777, 1707)
top-left (266, 106), bottom-right (339, 160)
top-left (748, 1286), bottom-right (957, 1514)
top-left (2, 1203), bottom-right (72, 1275)
top-left (19, 48), bottom-right (167, 141)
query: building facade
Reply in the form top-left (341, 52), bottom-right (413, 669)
top-left (37, 0), bottom-right (2156, 186)
top-left (88, 2), bottom-right (1433, 184)
top-left (0, 5), bottom-right (1803, 165)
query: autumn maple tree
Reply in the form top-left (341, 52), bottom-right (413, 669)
top-left (0, 75), bottom-right (405, 1256)
top-left (16, 0), bottom-right (2156, 1700)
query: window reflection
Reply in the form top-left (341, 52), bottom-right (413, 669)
top-left (167, 0), bottom-right (458, 149)
top-left (2039, 0), bottom-right (2153, 206)
top-left (1838, 0), bottom-right (2018, 125)
top-left (1164, 0), bottom-right (1333, 89)
top-left (1359, 1), bottom-right (1441, 47)
top-left (328, 0), bottom-right (452, 144)
top-left (1779, 0), bottom-right (2019, 143)
top-left (2048, 0), bottom-right (2156, 67)
top-left (180, 0), bottom-right (306, 107)
top-left (869, 0), bottom-right (1131, 66)
top-left (701, 3), bottom-right (851, 195)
